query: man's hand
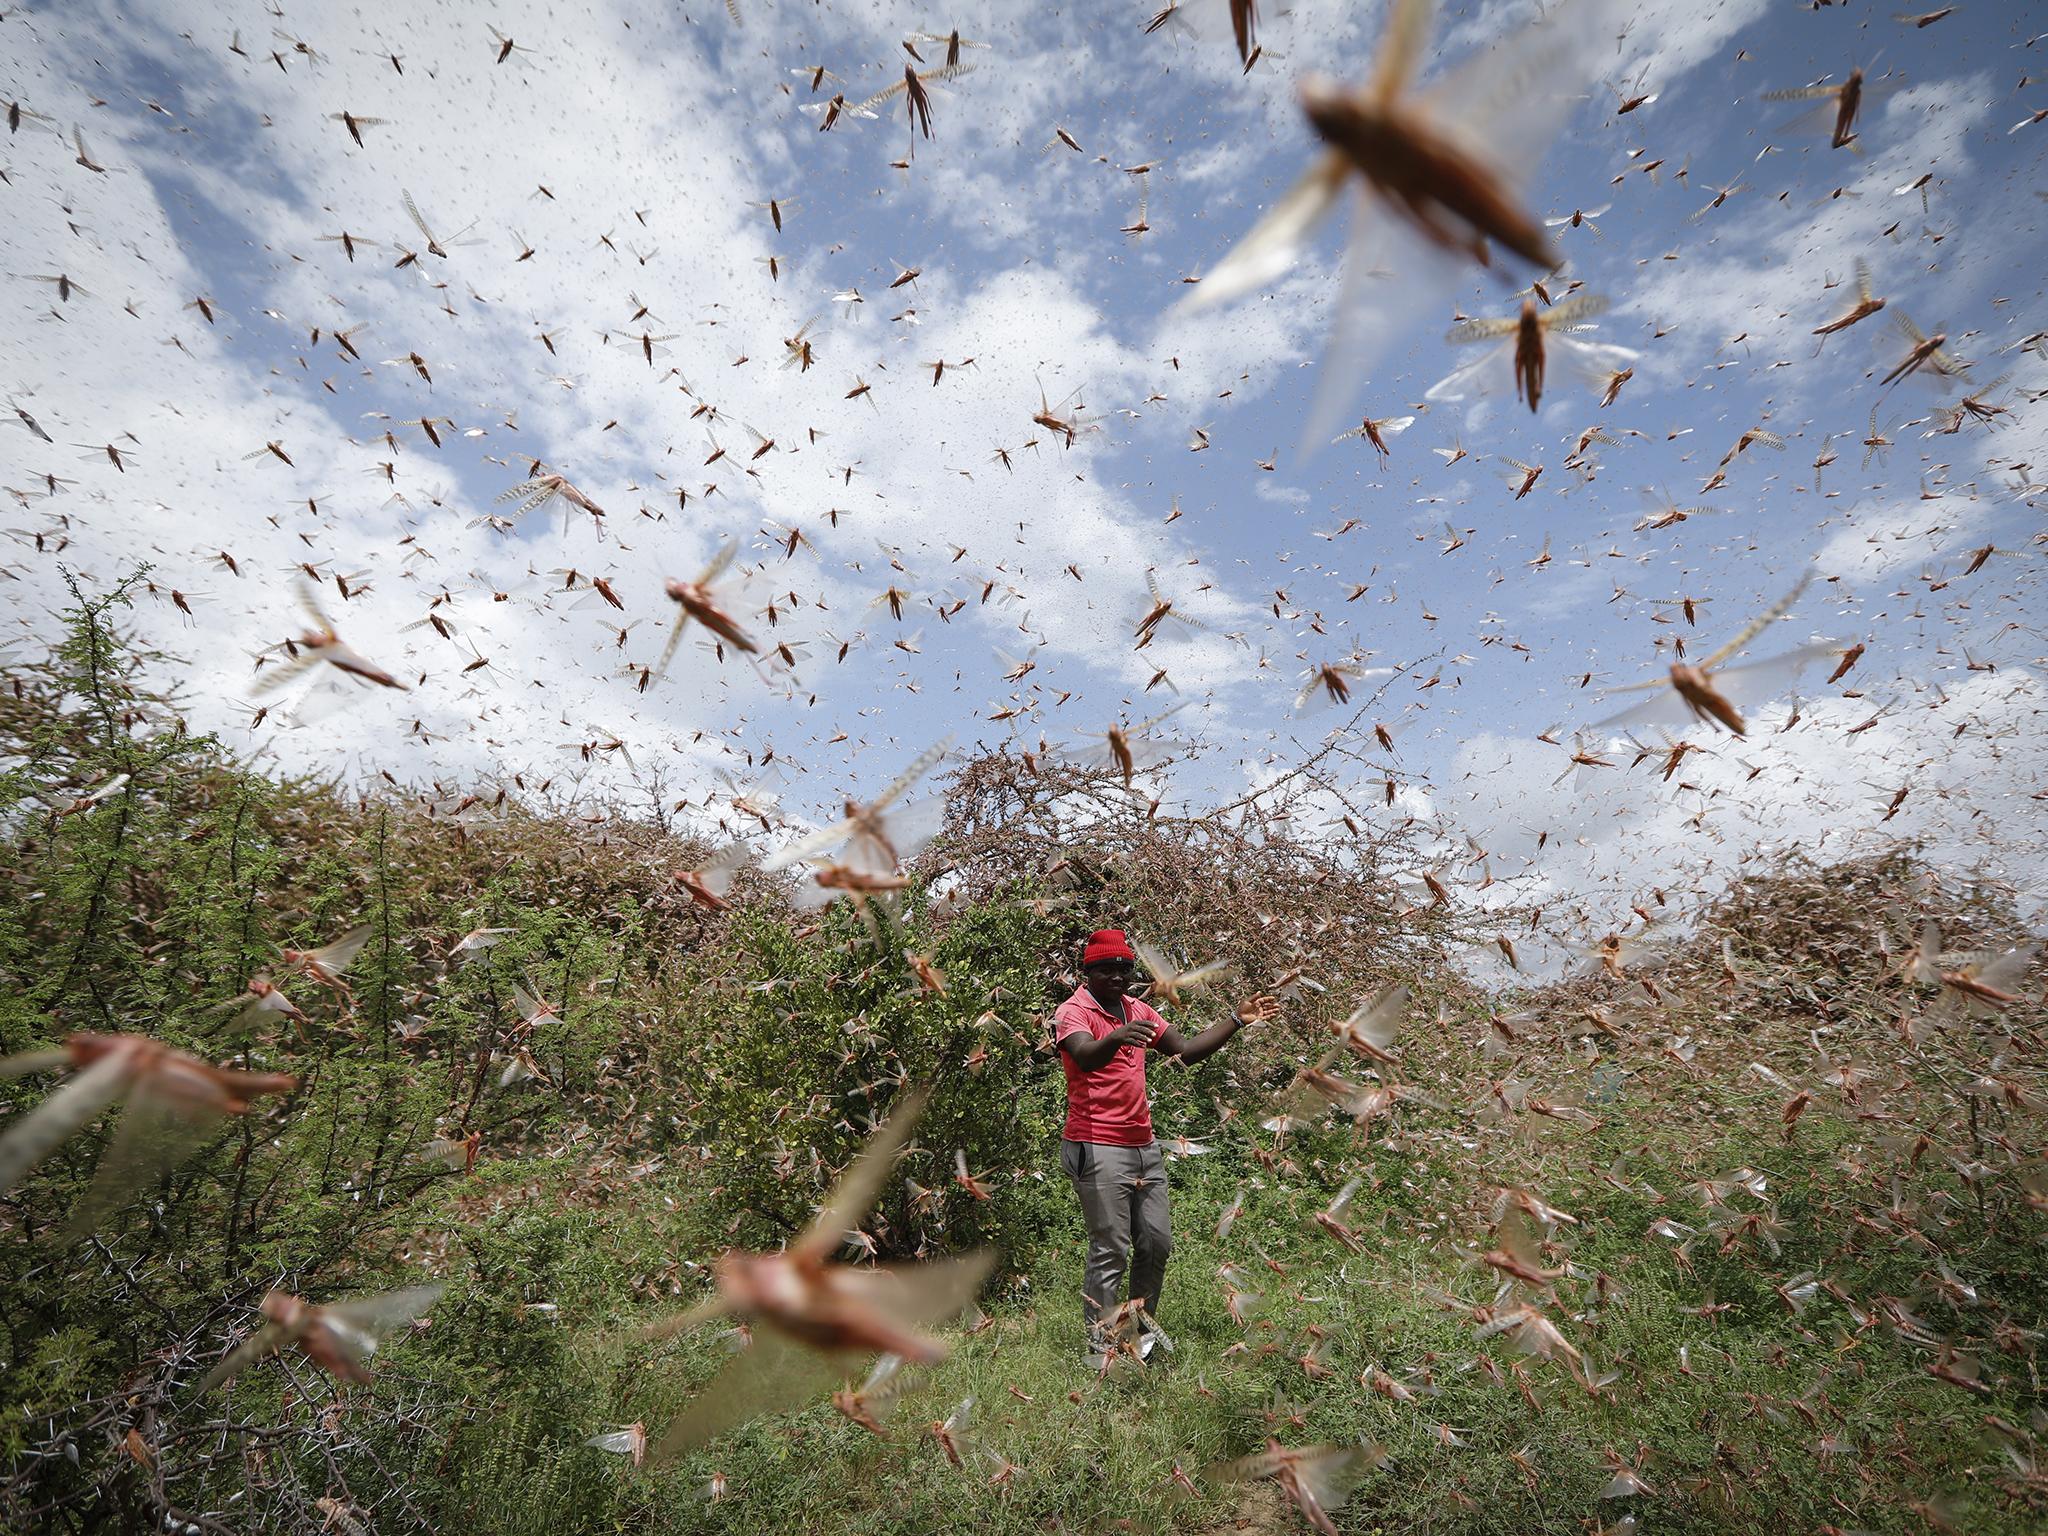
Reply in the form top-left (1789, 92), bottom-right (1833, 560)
top-left (1104, 1020), bottom-right (1155, 1050)
top-left (1233, 994), bottom-right (1281, 1026)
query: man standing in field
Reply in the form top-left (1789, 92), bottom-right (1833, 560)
top-left (1054, 928), bottom-right (1277, 1365)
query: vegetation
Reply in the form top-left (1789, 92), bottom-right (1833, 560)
top-left (2, 579), bottom-right (2042, 1535)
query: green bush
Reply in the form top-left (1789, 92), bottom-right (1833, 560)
top-left (680, 892), bottom-right (1075, 1272)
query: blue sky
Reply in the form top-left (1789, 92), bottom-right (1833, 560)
top-left (2, 0), bottom-right (2043, 961)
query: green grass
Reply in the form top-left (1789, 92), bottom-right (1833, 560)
top-left (374, 1079), bottom-right (2042, 1536)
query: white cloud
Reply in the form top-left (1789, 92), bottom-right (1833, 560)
top-left (1611, 0), bottom-right (1772, 94)
top-left (1434, 668), bottom-right (2048, 959)
top-left (1, 0), bottom-right (1300, 802)
top-left (1620, 77), bottom-right (1998, 382)
top-left (1813, 494), bottom-right (1982, 580)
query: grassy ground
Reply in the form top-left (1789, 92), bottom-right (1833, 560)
top-left (10, 953), bottom-right (2042, 1536)
top-left (362, 1004), bottom-right (2044, 1536)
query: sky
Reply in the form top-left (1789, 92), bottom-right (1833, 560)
top-left (2, 0), bottom-right (2044, 967)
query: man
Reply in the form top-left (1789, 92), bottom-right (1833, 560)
top-left (1054, 928), bottom-right (1277, 1365)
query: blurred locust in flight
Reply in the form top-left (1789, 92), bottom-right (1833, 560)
top-left (1188, 0), bottom-right (1597, 298)
top-left (761, 739), bottom-right (951, 911)
top-left (657, 541), bottom-right (760, 674)
top-left (1066, 704), bottom-right (1188, 790)
top-left (1427, 293), bottom-right (1637, 413)
top-left (1207, 1440), bottom-right (1382, 1536)
top-left (1594, 575), bottom-right (1834, 737)
top-left (196, 1283), bottom-right (445, 1394)
top-left (257, 579), bottom-right (409, 699)
top-left (1, 1033), bottom-right (296, 1236)
top-left (1764, 66), bottom-right (1885, 150)
top-left (1183, 0), bottom-right (1616, 446)
top-left (640, 1085), bottom-right (994, 1463)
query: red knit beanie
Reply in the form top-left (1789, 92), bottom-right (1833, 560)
top-left (1082, 929), bottom-right (1136, 966)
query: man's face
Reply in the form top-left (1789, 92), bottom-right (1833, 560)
top-left (1083, 958), bottom-right (1134, 1005)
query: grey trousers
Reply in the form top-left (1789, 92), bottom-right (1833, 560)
top-left (1061, 1139), bottom-right (1172, 1345)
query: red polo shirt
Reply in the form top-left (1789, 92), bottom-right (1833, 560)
top-left (1054, 984), bottom-right (1170, 1146)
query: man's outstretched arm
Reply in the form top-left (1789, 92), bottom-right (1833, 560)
top-left (1156, 994), bottom-right (1278, 1066)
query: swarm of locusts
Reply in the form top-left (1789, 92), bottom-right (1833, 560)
top-left (2, 0), bottom-right (2042, 1532)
